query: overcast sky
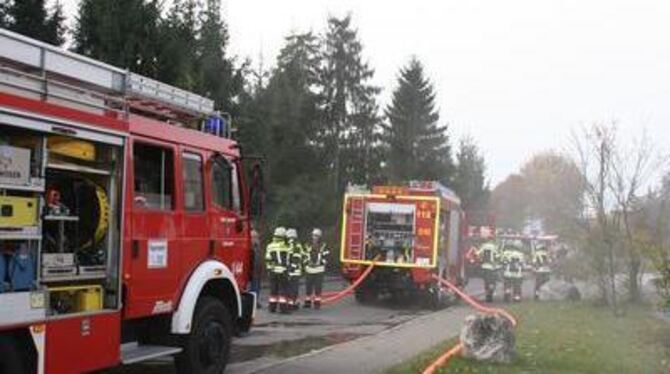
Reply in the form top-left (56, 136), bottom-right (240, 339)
top-left (59, 0), bottom-right (670, 185)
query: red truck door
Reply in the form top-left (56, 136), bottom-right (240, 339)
top-left (179, 149), bottom-right (210, 279)
top-left (126, 139), bottom-right (181, 317)
top-left (208, 155), bottom-right (249, 287)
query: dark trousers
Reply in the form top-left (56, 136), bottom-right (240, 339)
top-left (305, 273), bottom-right (324, 308)
top-left (482, 269), bottom-right (497, 302)
top-left (289, 276), bottom-right (300, 305)
top-left (503, 277), bottom-right (523, 301)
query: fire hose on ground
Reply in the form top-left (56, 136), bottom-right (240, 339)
top-left (321, 259), bottom-right (378, 305)
top-left (421, 274), bottom-right (518, 374)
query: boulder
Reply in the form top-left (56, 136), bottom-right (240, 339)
top-left (538, 279), bottom-right (581, 301)
top-left (460, 314), bottom-right (516, 364)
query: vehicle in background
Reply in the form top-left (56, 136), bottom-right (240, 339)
top-left (340, 181), bottom-right (464, 308)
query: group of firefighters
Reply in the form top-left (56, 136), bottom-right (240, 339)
top-left (265, 227), bottom-right (330, 314)
top-left (468, 238), bottom-right (552, 302)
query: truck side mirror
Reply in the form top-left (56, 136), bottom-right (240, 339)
top-left (249, 163), bottom-right (264, 219)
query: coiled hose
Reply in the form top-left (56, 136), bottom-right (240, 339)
top-left (422, 274), bottom-right (517, 374)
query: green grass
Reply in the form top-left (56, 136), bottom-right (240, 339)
top-left (388, 302), bottom-right (670, 374)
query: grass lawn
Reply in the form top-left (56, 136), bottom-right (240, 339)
top-left (388, 302), bottom-right (670, 374)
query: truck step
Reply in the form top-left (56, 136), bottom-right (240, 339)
top-left (121, 342), bottom-right (182, 365)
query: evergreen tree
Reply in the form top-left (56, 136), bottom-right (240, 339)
top-left (384, 57), bottom-right (453, 183)
top-left (320, 15), bottom-right (382, 190)
top-left (156, 0), bottom-right (200, 90)
top-left (4, 0), bottom-right (65, 45)
top-left (453, 137), bottom-right (490, 223)
top-left (0, 2), bottom-right (9, 28)
top-left (197, 0), bottom-right (244, 114)
top-left (261, 32), bottom-right (330, 230)
top-left (43, 1), bottom-right (66, 46)
top-left (74, 0), bottom-right (162, 77)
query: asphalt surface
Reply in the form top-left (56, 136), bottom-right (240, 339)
top-left (110, 276), bottom-right (535, 374)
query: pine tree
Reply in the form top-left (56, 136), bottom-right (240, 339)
top-left (74, 0), bottom-right (162, 77)
top-left (156, 0), bottom-right (200, 90)
top-left (320, 15), bottom-right (382, 190)
top-left (43, 1), bottom-right (66, 46)
top-left (197, 0), bottom-right (244, 113)
top-left (453, 137), bottom-right (490, 223)
top-left (0, 1), bottom-right (10, 29)
top-left (255, 31), bottom-right (334, 231)
top-left (4, 0), bottom-right (65, 45)
top-left (384, 57), bottom-right (453, 184)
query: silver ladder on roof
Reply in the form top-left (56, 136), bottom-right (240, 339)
top-left (0, 28), bottom-right (214, 118)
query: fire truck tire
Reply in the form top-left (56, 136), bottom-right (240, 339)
top-left (354, 287), bottom-right (377, 304)
top-left (175, 297), bottom-right (232, 374)
top-left (427, 287), bottom-right (448, 310)
top-left (0, 336), bottom-right (32, 374)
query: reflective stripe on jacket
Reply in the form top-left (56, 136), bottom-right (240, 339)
top-left (288, 240), bottom-right (304, 277)
top-left (304, 243), bottom-right (328, 274)
top-left (502, 250), bottom-right (525, 278)
top-left (533, 250), bottom-right (551, 273)
top-left (265, 239), bottom-right (289, 274)
top-left (477, 243), bottom-right (501, 270)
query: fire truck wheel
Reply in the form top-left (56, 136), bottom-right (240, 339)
top-left (427, 287), bottom-right (447, 310)
top-left (0, 336), bottom-right (32, 374)
top-left (176, 297), bottom-right (232, 374)
top-left (354, 287), bottom-right (377, 304)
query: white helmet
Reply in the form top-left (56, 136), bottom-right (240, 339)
top-left (312, 228), bottom-right (323, 238)
top-left (286, 228), bottom-right (298, 239)
top-left (273, 227), bottom-right (287, 238)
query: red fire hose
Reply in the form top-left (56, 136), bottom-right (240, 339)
top-left (321, 260), bottom-right (377, 305)
top-left (422, 274), bottom-right (517, 374)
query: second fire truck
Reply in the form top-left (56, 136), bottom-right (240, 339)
top-left (340, 181), bottom-right (465, 307)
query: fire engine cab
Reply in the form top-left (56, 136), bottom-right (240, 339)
top-left (340, 181), bottom-right (464, 307)
top-left (0, 29), bottom-right (260, 373)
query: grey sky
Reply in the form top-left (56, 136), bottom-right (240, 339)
top-left (59, 0), bottom-right (670, 184)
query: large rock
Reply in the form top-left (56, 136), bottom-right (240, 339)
top-left (538, 279), bottom-right (582, 301)
top-left (460, 314), bottom-right (516, 363)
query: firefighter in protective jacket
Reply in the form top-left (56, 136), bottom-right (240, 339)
top-left (501, 240), bottom-right (525, 302)
top-left (476, 241), bottom-right (501, 302)
top-left (303, 228), bottom-right (329, 309)
top-left (532, 243), bottom-right (552, 299)
top-left (266, 227), bottom-right (290, 313)
top-left (286, 228), bottom-right (304, 310)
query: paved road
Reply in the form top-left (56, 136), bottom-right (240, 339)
top-left (112, 277), bottom-right (534, 374)
top-left (252, 278), bottom-right (534, 374)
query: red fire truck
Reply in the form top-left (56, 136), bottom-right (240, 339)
top-left (0, 29), bottom-right (261, 373)
top-left (340, 181), bottom-right (464, 307)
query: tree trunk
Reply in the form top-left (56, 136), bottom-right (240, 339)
top-left (628, 253), bottom-right (642, 303)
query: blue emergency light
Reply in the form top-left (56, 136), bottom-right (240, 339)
top-left (203, 115), bottom-right (228, 138)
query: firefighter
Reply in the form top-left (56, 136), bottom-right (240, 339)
top-left (476, 241), bottom-right (501, 302)
top-left (303, 228), bottom-right (329, 309)
top-left (532, 243), bottom-right (552, 300)
top-left (501, 240), bottom-right (525, 302)
top-left (286, 228), bottom-right (304, 311)
top-left (464, 244), bottom-right (480, 282)
top-left (265, 227), bottom-right (290, 313)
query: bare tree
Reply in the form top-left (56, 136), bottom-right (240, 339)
top-left (572, 122), bottom-right (663, 312)
top-left (609, 129), bottom-right (660, 302)
top-left (572, 123), bottom-right (621, 313)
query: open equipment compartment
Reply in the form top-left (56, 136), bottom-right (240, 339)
top-left (42, 130), bottom-right (123, 315)
top-left (364, 201), bottom-right (416, 263)
top-left (0, 120), bottom-right (124, 319)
